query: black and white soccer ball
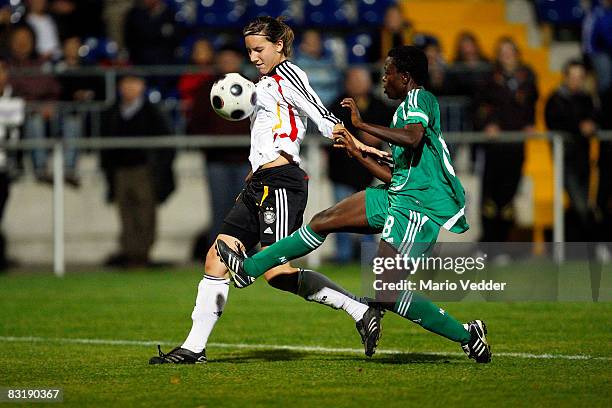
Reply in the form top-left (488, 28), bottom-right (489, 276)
top-left (210, 73), bottom-right (256, 121)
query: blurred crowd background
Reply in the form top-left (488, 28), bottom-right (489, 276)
top-left (0, 0), bottom-right (610, 269)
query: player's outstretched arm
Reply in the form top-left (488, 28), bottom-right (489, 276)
top-left (341, 98), bottom-right (424, 148)
top-left (334, 123), bottom-right (390, 159)
top-left (333, 128), bottom-right (392, 183)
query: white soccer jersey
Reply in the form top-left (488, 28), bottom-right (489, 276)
top-left (248, 60), bottom-right (341, 172)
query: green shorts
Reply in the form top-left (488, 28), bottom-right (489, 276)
top-left (365, 185), bottom-right (440, 257)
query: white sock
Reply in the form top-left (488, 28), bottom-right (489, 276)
top-left (181, 275), bottom-right (229, 353)
top-left (307, 287), bottom-right (368, 322)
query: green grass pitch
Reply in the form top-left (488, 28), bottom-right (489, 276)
top-left (1, 265), bottom-right (610, 407)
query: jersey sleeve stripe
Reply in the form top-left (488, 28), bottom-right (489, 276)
top-left (278, 63), bottom-right (341, 124)
top-left (407, 111), bottom-right (429, 124)
top-left (279, 63), bottom-right (327, 110)
top-left (278, 64), bottom-right (338, 123)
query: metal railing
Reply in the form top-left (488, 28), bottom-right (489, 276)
top-left (12, 64), bottom-right (478, 136)
top-left (2, 130), bottom-right (611, 276)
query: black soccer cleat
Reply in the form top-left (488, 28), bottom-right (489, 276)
top-left (149, 345), bottom-right (207, 364)
top-left (356, 306), bottom-right (383, 357)
top-left (216, 239), bottom-right (255, 289)
top-left (461, 320), bottom-right (491, 363)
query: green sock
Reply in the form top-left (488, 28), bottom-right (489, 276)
top-left (243, 225), bottom-right (325, 278)
top-left (393, 291), bottom-right (471, 344)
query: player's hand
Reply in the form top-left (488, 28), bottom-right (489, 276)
top-left (333, 128), bottom-right (390, 159)
top-left (357, 141), bottom-right (391, 159)
top-left (340, 98), bottom-right (364, 128)
top-left (332, 129), bottom-right (359, 158)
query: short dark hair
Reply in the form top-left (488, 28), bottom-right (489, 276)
top-left (218, 43), bottom-right (243, 55)
top-left (118, 69), bottom-right (146, 84)
top-left (388, 45), bottom-right (429, 86)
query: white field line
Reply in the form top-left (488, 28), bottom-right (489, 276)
top-left (0, 335), bottom-right (610, 361)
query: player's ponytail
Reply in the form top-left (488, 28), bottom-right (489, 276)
top-left (243, 16), bottom-right (295, 57)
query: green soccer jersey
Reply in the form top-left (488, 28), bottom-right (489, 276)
top-left (387, 88), bottom-right (469, 233)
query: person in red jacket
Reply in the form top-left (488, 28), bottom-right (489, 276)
top-left (178, 38), bottom-right (215, 109)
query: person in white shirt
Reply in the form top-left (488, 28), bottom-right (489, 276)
top-left (26, 0), bottom-right (61, 60)
top-left (0, 58), bottom-right (23, 271)
top-left (150, 16), bottom-right (386, 364)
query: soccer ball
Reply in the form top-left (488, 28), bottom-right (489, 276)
top-left (210, 73), bottom-right (256, 121)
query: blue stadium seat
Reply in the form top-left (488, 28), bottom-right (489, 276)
top-left (322, 34), bottom-right (347, 66)
top-left (346, 32), bottom-right (374, 64)
top-left (175, 35), bottom-right (200, 64)
top-left (80, 37), bottom-right (119, 64)
top-left (357, 0), bottom-right (396, 26)
top-left (244, 0), bottom-right (295, 23)
top-left (3, 0), bottom-right (26, 23)
top-left (303, 0), bottom-right (350, 28)
top-left (196, 0), bottom-right (246, 29)
top-left (164, 0), bottom-right (196, 27)
top-left (294, 32), bottom-right (335, 60)
top-left (162, 87), bottom-right (181, 102)
top-left (535, 0), bottom-right (585, 25)
top-left (146, 87), bottom-right (164, 104)
top-left (175, 34), bottom-right (232, 63)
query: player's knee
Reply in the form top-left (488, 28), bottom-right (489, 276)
top-left (263, 264), bottom-right (298, 282)
top-left (264, 265), bottom-right (300, 294)
top-left (204, 245), bottom-right (227, 278)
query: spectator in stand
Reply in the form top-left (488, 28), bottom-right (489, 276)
top-left (372, 4), bottom-right (413, 63)
top-left (589, 1), bottom-right (612, 240)
top-left (545, 60), bottom-right (598, 241)
top-left (591, 0), bottom-right (612, 249)
top-left (100, 74), bottom-right (175, 268)
top-left (446, 32), bottom-right (492, 133)
top-left (327, 67), bottom-right (394, 263)
top-left (0, 4), bottom-right (10, 48)
top-left (178, 38), bottom-right (215, 109)
top-left (448, 31), bottom-right (492, 96)
top-left (25, 0), bottom-right (61, 61)
top-left (596, 129), bottom-right (612, 250)
top-left (415, 34), bottom-right (451, 96)
top-left (7, 24), bottom-right (61, 183)
top-left (55, 36), bottom-right (105, 187)
top-left (475, 37), bottom-right (538, 242)
top-left (124, 0), bottom-right (180, 65)
top-left (294, 29), bottom-right (340, 106)
top-left (582, 1), bottom-right (612, 251)
top-left (56, 37), bottom-right (105, 100)
top-left (49, 0), bottom-right (106, 41)
top-left (187, 46), bottom-right (250, 247)
top-left (586, 0), bottom-right (612, 94)
top-left (0, 57), bottom-right (22, 271)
